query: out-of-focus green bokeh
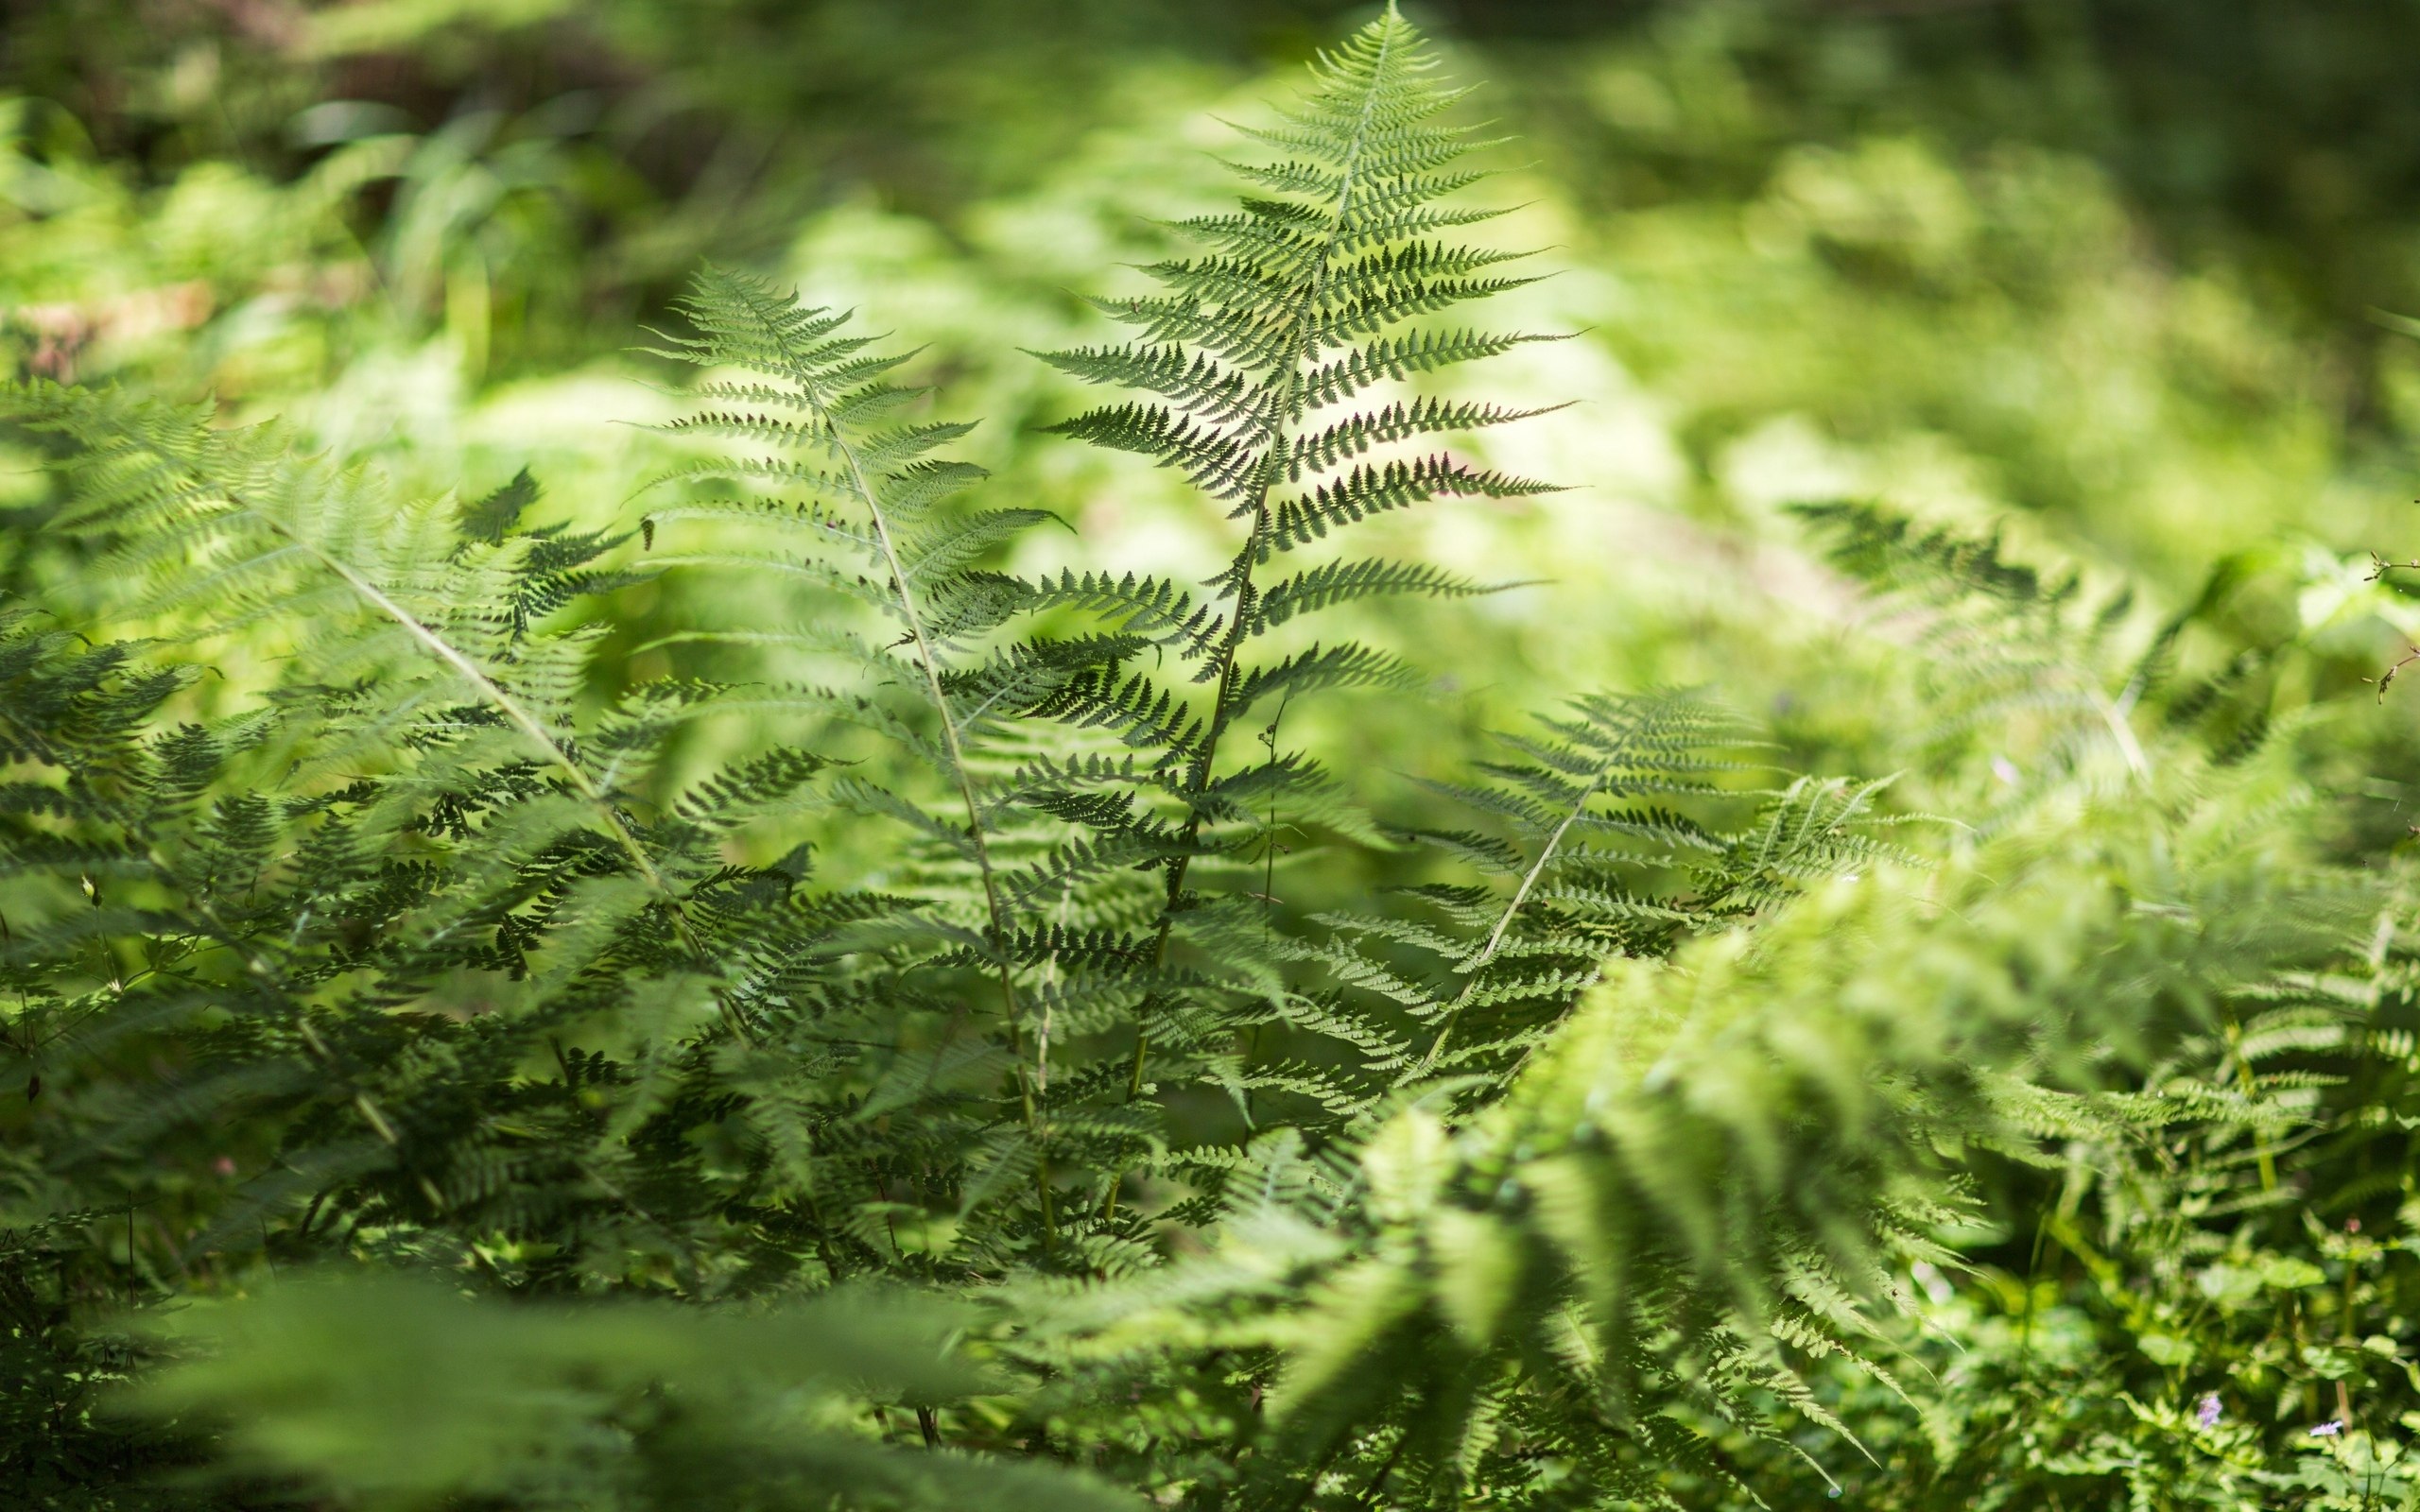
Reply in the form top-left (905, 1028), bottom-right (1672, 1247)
top-left (9, 0), bottom-right (2420, 859)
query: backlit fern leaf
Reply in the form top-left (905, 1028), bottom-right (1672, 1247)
top-left (1024, 1), bottom-right (1564, 1172)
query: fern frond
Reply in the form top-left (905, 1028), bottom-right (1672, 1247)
top-left (4, 379), bottom-right (706, 962)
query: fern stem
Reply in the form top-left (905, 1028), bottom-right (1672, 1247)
top-left (759, 315), bottom-right (1058, 1257)
top-left (1408, 763), bottom-right (1604, 1080)
top-left (1037, 879), bottom-right (1074, 1093)
top-left (2091, 685), bottom-right (2152, 782)
top-left (1112, 12), bottom-right (1408, 1194)
top-left (823, 408), bottom-right (1017, 1005)
top-left (236, 507), bottom-right (717, 971)
top-left (2227, 1022), bottom-right (2280, 1193)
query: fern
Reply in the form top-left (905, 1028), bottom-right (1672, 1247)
top-left (1261, 686), bottom-right (1910, 1108)
top-left (641, 266), bottom-right (1102, 1263)
top-left (0, 9), bottom-right (2410, 1512)
top-left (1022, 1), bottom-right (1573, 1188)
top-left (1793, 499), bottom-right (2175, 796)
top-left (627, 2), bottom-right (1583, 1269)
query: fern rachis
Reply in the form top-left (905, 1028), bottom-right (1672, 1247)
top-left (1040, 5), bottom-right (1561, 1184)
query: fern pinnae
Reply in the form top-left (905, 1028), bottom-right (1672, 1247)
top-left (1406, 747), bottom-right (1607, 1081)
top-left (659, 270), bottom-right (1071, 1246)
top-left (267, 533), bottom-right (690, 920)
top-left (674, 273), bottom-right (1015, 960)
top-left (6, 383), bottom-right (717, 978)
top-left (1037, 5), bottom-right (1561, 1162)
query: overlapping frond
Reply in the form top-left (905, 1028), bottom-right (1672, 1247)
top-left (1027, 2), bottom-right (1563, 1174)
top-left (1793, 499), bottom-right (2173, 800)
top-left (645, 267), bottom-right (1313, 1272)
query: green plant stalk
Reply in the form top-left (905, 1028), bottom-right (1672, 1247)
top-left (1108, 12), bottom-right (1405, 1218)
top-left (754, 311), bottom-right (1056, 1257)
top-left (1409, 762), bottom-right (1608, 1081)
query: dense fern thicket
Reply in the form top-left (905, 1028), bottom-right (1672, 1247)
top-left (9, 6), bottom-right (2420, 1511)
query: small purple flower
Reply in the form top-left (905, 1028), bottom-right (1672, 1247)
top-left (2196, 1394), bottom-right (2221, 1430)
top-left (2310, 1420), bottom-right (2344, 1438)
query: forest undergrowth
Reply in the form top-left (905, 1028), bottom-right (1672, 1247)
top-left (9, 8), bottom-right (2420, 1511)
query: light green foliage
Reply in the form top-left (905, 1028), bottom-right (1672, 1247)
top-left (7, 6), bottom-right (2420, 1512)
top-left (138, 1275), bottom-right (1128, 1512)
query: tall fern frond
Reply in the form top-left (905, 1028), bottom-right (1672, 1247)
top-left (1035, 0), bottom-right (1560, 1149)
top-left (0, 380), bottom-right (703, 954)
top-left (644, 266), bottom-right (1043, 1134)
